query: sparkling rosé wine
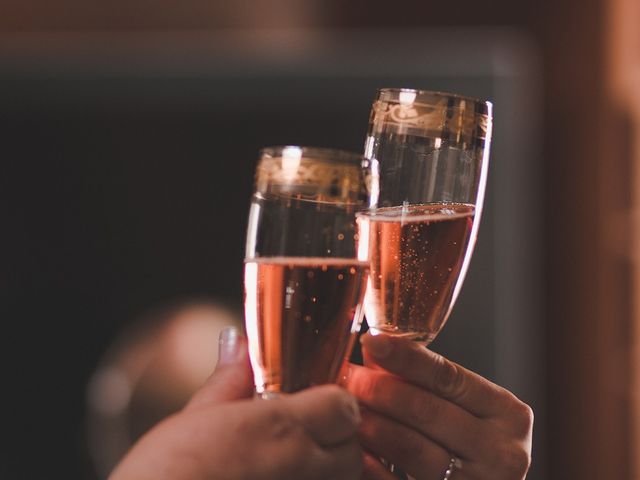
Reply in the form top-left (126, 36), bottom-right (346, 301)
top-left (244, 257), bottom-right (368, 395)
top-left (359, 203), bottom-right (475, 343)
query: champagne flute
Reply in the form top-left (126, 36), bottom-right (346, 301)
top-left (359, 88), bottom-right (492, 344)
top-left (359, 89), bottom-right (492, 478)
top-left (244, 146), bottom-right (370, 398)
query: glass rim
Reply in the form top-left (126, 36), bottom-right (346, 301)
top-left (259, 145), bottom-right (365, 165)
top-left (377, 87), bottom-right (492, 115)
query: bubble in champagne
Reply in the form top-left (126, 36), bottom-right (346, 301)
top-left (362, 203), bottom-right (475, 341)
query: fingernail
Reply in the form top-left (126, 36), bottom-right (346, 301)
top-left (343, 394), bottom-right (362, 424)
top-left (218, 327), bottom-right (242, 365)
top-left (360, 333), bottom-right (393, 359)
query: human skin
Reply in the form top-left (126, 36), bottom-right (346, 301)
top-left (344, 334), bottom-right (533, 480)
top-left (110, 329), bottom-right (363, 480)
top-left (111, 329), bottom-right (533, 480)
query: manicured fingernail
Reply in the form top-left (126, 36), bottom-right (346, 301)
top-left (218, 327), bottom-right (241, 365)
top-left (361, 333), bottom-right (393, 359)
top-left (343, 394), bottom-right (361, 424)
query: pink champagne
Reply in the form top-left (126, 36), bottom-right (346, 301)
top-left (359, 203), bottom-right (475, 343)
top-left (244, 257), bottom-right (368, 396)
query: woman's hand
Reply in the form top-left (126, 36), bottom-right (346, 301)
top-left (345, 333), bottom-right (533, 480)
top-left (111, 328), bottom-right (363, 480)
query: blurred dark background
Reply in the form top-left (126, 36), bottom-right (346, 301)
top-left (3, 0), bottom-right (640, 479)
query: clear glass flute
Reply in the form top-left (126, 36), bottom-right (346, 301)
top-left (243, 146), bottom-right (370, 398)
top-left (359, 88), bottom-right (492, 345)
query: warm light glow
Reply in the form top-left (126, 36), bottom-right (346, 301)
top-left (281, 146), bottom-right (302, 181)
top-left (244, 261), bottom-right (265, 392)
top-left (87, 367), bottom-right (131, 416)
top-left (356, 215), bottom-right (370, 263)
top-left (399, 90), bottom-right (417, 105)
top-left (364, 135), bottom-right (375, 158)
top-left (245, 202), bottom-right (261, 258)
top-left (351, 301), bottom-right (365, 334)
top-left (369, 158), bottom-right (380, 208)
top-left (364, 279), bottom-right (380, 336)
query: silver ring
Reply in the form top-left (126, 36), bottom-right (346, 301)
top-left (443, 456), bottom-right (462, 479)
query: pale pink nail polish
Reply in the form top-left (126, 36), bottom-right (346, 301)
top-left (218, 327), bottom-right (241, 365)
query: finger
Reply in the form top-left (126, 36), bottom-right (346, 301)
top-left (361, 333), bottom-right (518, 417)
top-left (283, 385), bottom-right (361, 447)
top-left (358, 408), bottom-right (464, 480)
top-left (321, 439), bottom-right (364, 480)
top-left (346, 364), bottom-right (486, 460)
top-left (185, 327), bottom-right (254, 410)
top-left (360, 452), bottom-right (396, 480)
top-left (249, 401), bottom-right (362, 480)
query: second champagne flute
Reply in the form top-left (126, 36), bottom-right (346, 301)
top-left (359, 88), bottom-right (492, 344)
top-left (244, 146), bottom-right (370, 398)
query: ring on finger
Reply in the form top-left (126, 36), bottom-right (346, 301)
top-left (443, 455), bottom-right (462, 479)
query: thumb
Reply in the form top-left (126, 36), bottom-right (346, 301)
top-left (185, 327), bottom-right (254, 410)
